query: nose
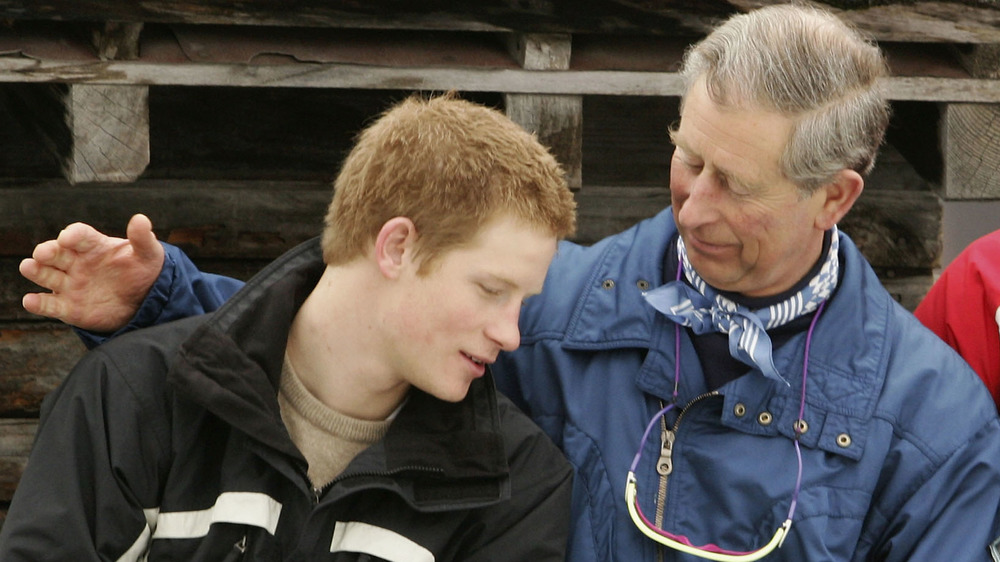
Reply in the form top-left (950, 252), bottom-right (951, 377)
top-left (673, 170), bottom-right (720, 229)
top-left (486, 304), bottom-right (522, 352)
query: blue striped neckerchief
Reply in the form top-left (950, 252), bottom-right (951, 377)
top-left (644, 227), bottom-right (839, 385)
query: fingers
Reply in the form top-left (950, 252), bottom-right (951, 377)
top-left (29, 239), bottom-right (74, 276)
top-left (126, 213), bottom-right (162, 262)
top-left (56, 222), bottom-right (106, 254)
top-left (20, 256), bottom-right (68, 293)
top-left (21, 292), bottom-right (68, 323)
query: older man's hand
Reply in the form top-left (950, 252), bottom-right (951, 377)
top-left (19, 213), bottom-right (164, 332)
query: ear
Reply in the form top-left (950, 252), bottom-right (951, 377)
top-left (374, 217), bottom-right (418, 279)
top-left (814, 169), bottom-right (864, 231)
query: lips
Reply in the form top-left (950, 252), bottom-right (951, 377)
top-left (462, 352), bottom-right (487, 366)
top-left (684, 232), bottom-right (734, 257)
top-left (462, 351), bottom-right (493, 377)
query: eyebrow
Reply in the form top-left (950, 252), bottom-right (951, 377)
top-left (670, 130), bottom-right (759, 192)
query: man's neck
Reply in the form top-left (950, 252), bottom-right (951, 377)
top-left (286, 264), bottom-right (409, 421)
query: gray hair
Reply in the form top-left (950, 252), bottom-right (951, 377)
top-left (679, 3), bottom-right (890, 193)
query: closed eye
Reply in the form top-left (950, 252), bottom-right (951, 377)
top-left (479, 284), bottom-right (504, 297)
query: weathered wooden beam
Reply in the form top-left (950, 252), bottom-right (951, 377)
top-left (583, 96), bottom-right (674, 188)
top-left (504, 33), bottom-right (582, 188)
top-left (92, 21), bottom-right (143, 60)
top-left (942, 102), bottom-right (1000, 199)
top-left (841, 190), bottom-right (942, 271)
top-left (0, 83), bottom-right (150, 183)
top-left (941, 45), bottom-right (1000, 200)
top-left (0, 57), bottom-right (995, 103)
top-left (65, 84), bottom-right (150, 183)
top-left (0, 181), bottom-right (331, 259)
top-left (0, 170), bottom-right (939, 262)
top-left (0, 419), bottom-right (36, 503)
top-left (733, 1), bottom-right (1000, 43)
top-left (1, 1), bottom-right (1000, 43)
top-left (0, 324), bottom-right (83, 416)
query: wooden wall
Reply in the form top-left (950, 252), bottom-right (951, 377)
top-left (2, 0), bottom-right (1000, 529)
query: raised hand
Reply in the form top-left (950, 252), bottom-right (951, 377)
top-left (20, 213), bottom-right (165, 332)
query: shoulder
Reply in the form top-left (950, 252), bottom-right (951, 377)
top-left (494, 391), bottom-right (572, 476)
top-left (56, 316), bottom-right (207, 413)
top-left (523, 209), bottom-right (677, 337)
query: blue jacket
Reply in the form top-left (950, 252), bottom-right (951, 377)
top-left (88, 209), bottom-right (1000, 560)
top-left (495, 208), bottom-right (1000, 561)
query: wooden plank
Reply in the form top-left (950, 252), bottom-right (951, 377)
top-left (0, 181), bottom-right (331, 259)
top-left (0, 324), bottom-right (83, 416)
top-left (941, 46), bottom-right (1000, 200)
top-left (65, 84), bottom-right (150, 183)
top-left (0, 83), bottom-right (150, 184)
top-left (0, 57), bottom-right (994, 102)
top-left (92, 21), bottom-right (143, 60)
top-left (0, 23), bottom-right (996, 102)
top-left (506, 93), bottom-right (583, 187)
top-left (0, 419), bottom-right (36, 503)
top-left (732, 0), bottom-right (1000, 43)
top-left (583, 95), bottom-right (675, 188)
top-left (942, 103), bottom-right (1000, 199)
top-left (573, 186), bottom-right (670, 245)
top-left (504, 34), bottom-right (582, 188)
top-left (1, 1), bottom-right (1000, 43)
top-left (506, 33), bottom-right (571, 70)
top-left (0, 0), bottom-right (713, 34)
top-left (0, 173), bottom-right (940, 260)
top-left (840, 190), bottom-right (942, 271)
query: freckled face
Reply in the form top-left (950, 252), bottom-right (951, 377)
top-left (385, 215), bottom-right (557, 402)
top-left (670, 79), bottom-right (828, 297)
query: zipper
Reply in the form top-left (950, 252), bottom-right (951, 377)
top-left (310, 465), bottom-right (446, 505)
top-left (654, 390), bottom-right (720, 560)
top-left (220, 535), bottom-right (247, 562)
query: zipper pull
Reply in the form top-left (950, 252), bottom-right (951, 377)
top-left (221, 535), bottom-right (247, 562)
top-left (658, 429), bottom-right (675, 475)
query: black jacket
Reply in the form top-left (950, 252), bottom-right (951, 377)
top-left (0, 239), bottom-right (573, 561)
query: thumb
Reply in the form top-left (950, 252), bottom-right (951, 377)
top-left (126, 214), bottom-right (160, 260)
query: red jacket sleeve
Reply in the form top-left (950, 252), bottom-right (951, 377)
top-left (915, 230), bottom-right (1000, 408)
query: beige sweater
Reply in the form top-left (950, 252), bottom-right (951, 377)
top-left (278, 355), bottom-right (393, 489)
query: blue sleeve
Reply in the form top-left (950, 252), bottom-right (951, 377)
top-left (75, 242), bottom-right (245, 349)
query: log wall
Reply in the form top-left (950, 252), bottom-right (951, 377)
top-left (2, 0), bottom-right (998, 529)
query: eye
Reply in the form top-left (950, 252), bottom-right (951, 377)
top-left (479, 283), bottom-right (503, 297)
top-left (675, 154), bottom-right (702, 172)
top-left (724, 177), bottom-right (753, 198)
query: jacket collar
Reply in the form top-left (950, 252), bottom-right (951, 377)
top-left (560, 209), bottom-right (892, 457)
top-left (169, 238), bottom-right (511, 507)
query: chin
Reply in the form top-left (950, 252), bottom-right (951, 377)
top-left (431, 384), bottom-right (472, 403)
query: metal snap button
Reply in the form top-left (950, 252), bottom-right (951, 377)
top-left (757, 411), bottom-right (773, 426)
top-left (636, 279), bottom-right (650, 291)
top-left (793, 419), bottom-right (809, 434)
top-left (602, 279), bottom-right (615, 290)
top-left (837, 433), bottom-right (852, 448)
top-left (734, 403), bottom-right (747, 417)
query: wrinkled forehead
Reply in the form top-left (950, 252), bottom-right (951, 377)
top-left (675, 79), bottom-right (794, 185)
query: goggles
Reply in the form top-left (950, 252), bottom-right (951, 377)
top-left (624, 401), bottom-right (801, 561)
top-left (624, 277), bottom-right (826, 560)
